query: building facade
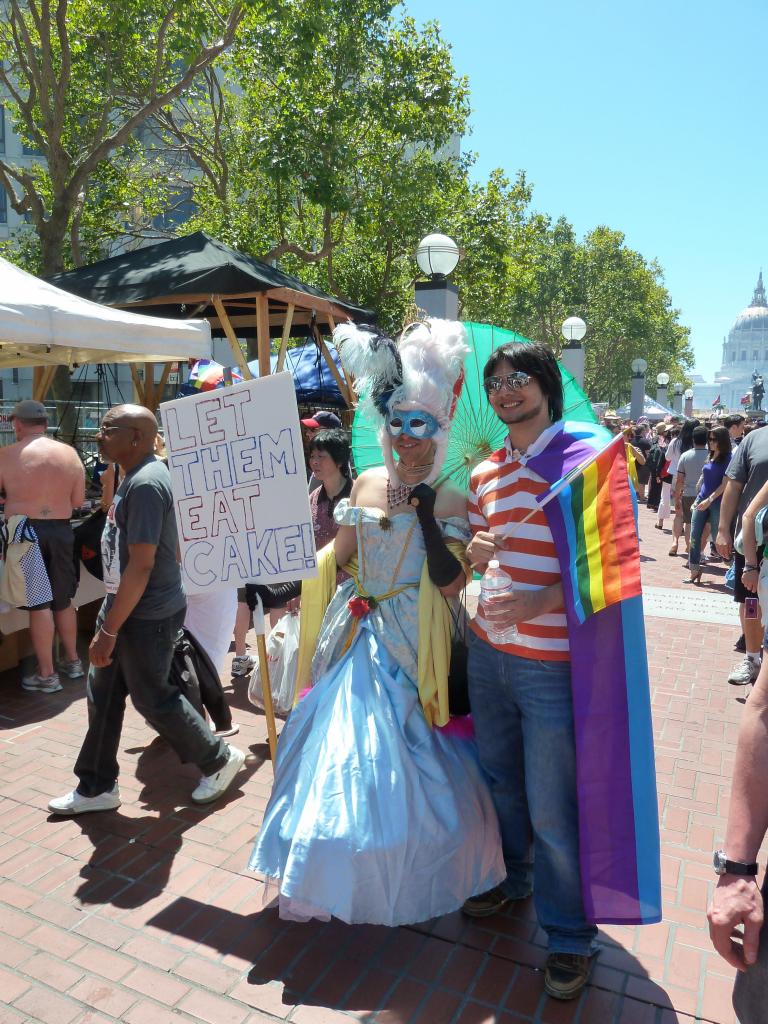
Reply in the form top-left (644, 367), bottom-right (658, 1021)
top-left (695, 274), bottom-right (768, 412)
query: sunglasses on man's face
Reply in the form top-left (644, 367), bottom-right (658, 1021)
top-left (484, 371), bottom-right (531, 394)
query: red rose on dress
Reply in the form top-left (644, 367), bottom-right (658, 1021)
top-left (348, 597), bottom-right (372, 618)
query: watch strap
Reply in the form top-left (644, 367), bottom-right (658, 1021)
top-left (714, 849), bottom-right (759, 875)
top-left (724, 857), bottom-right (759, 876)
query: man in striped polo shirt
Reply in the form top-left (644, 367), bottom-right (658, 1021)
top-left (464, 342), bottom-right (598, 1001)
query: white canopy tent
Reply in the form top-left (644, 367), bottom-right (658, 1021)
top-left (615, 394), bottom-right (677, 422)
top-left (0, 256), bottom-right (212, 403)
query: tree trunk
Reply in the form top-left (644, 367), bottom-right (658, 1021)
top-left (39, 213), bottom-right (79, 445)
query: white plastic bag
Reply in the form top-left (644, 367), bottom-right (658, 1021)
top-left (248, 612), bottom-right (300, 717)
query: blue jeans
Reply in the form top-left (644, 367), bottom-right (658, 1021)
top-left (468, 633), bottom-right (598, 955)
top-left (688, 499), bottom-right (721, 568)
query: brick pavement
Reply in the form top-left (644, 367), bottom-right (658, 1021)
top-left (1, 502), bottom-right (765, 1024)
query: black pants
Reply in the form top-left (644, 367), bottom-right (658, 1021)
top-left (74, 607), bottom-right (228, 796)
top-left (646, 474), bottom-right (663, 510)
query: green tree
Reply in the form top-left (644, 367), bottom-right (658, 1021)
top-left (153, 1), bottom-right (469, 324)
top-left (0, 0), bottom-right (246, 275)
top-left (579, 227), bottom-right (693, 405)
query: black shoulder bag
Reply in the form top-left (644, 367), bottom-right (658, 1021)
top-left (446, 592), bottom-right (471, 717)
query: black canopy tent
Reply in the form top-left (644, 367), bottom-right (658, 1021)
top-left (48, 232), bottom-right (374, 410)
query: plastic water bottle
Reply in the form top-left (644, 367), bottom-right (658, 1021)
top-left (480, 559), bottom-right (518, 644)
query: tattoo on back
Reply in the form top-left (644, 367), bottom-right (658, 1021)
top-left (40, 506), bottom-right (51, 517)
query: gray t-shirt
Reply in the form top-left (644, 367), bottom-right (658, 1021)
top-left (101, 455), bottom-right (186, 620)
top-left (676, 447), bottom-right (709, 498)
top-left (726, 427), bottom-right (768, 529)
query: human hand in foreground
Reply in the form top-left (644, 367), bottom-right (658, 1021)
top-left (467, 531), bottom-right (502, 570)
top-left (480, 588), bottom-right (548, 626)
top-left (89, 628), bottom-right (116, 668)
top-left (741, 566), bottom-right (759, 594)
top-left (408, 483), bottom-right (436, 521)
top-left (716, 529), bottom-right (733, 560)
top-left (708, 875), bottom-right (763, 970)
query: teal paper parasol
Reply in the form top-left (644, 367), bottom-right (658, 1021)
top-left (351, 322), bottom-right (596, 490)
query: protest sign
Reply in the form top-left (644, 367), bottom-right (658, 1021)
top-left (160, 373), bottom-right (317, 595)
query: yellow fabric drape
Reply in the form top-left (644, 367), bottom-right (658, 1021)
top-left (294, 536), bottom-right (470, 729)
top-left (625, 442), bottom-right (639, 489)
top-left (294, 542), bottom-right (349, 703)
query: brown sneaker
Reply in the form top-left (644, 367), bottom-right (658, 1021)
top-left (462, 885), bottom-right (530, 918)
top-left (544, 952), bottom-right (595, 1000)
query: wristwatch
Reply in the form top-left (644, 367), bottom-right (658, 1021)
top-left (713, 850), bottom-right (758, 876)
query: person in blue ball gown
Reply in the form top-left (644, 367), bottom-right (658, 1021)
top-left (249, 319), bottom-right (505, 926)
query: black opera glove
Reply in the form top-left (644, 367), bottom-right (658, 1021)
top-left (245, 581), bottom-right (301, 611)
top-left (409, 483), bottom-right (462, 588)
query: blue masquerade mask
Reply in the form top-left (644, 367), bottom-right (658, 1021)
top-left (386, 409), bottom-right (440, 439)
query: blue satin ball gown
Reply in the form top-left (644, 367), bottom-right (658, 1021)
top-left (249, 501), bottom-right (504, 925)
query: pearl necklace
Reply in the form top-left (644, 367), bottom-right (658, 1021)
top-left (386, 461), bottom-right (433, 509)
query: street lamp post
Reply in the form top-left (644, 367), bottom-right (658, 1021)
top-left (684, 387), bottom-right (694, 418)
top-left (560, 316), bottom-right (587, 389)
top-left (672, 383), bottom-right (684, 415)
top-left (414, 233), bottom-right (461, 319)
top-left (656, 372), bottom-right (670, 409)
top-left (630, 358), bottom-right (648, 421)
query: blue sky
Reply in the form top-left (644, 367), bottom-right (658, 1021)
top-left (403, 0), bottom-right (768, 381)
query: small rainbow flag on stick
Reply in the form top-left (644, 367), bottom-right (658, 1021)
top-left (534, 433), bottom-right (641, 624)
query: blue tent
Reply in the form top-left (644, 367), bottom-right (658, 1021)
top-left (261, 340), bottom-right (345, 407)
top-left (177, 340), bottom-right (347, 405)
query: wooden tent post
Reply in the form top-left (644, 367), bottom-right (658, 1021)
top-left (275, 303), bottom-right (295, 373)
top-left (32, 365), bottom-right (58, 403)
top-left (256, 294), bottom-right (270, 377)
top-left (129, 364), bottom-right (146, 405)
top-left (212, 295), bottom-right (253, 381)
top-left (314, 324), bottom-right (353, 407)
top-left (143, 363), bottom-right (156, 410)
top-left (149, 362), bottom-right (173, 411)
top-left (326, 312), bottom-right (355, 401)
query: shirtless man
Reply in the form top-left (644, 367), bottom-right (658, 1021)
top-left (0, 400), bottom-right (85, 692)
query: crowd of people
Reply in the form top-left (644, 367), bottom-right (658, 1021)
top-left (600, 408), bottom-right (768, 689)
top-left (1, 330), bottom-right (766, 1017)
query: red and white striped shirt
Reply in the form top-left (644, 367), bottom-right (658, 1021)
top-left (468, 422), bottom-right (569, 661)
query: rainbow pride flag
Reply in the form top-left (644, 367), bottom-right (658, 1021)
top-left (528, 423), bottom-right (660, 925)
top-left (535, 432), bottom-right (642, 624)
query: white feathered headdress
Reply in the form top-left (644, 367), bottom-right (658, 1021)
top-left (334, 318), bottom-right (469, 485)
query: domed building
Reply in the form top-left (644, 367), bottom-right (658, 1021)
top-left (696, 274), bottom-right (768, 411)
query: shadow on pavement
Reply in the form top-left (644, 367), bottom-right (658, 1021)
top-left (142, 895), bottom-right (682, 1024)
top-left (60, 737), bottom-right (266, 910)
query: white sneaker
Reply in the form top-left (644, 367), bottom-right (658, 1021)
top-left (213, 723), bottom-right (240, 738)
top-left (191, 746), bottom-right (245, 804)
top-left (231, 654), bottom-right (256, 677)
top-left (727, 657), bottom-right (761, 686)
top-left (48, 785), bottom-right (121, 816)
top-left (22, 672), bottom-right (62, 693)
top-left (59, 658), bottom-right (85, 679)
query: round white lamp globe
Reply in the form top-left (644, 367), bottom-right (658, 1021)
top-left (415, 233), bottom-right (460, 278)
top-left (561, 316), bottom-right (587, 343)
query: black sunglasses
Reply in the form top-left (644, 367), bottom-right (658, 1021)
top-left (484, 371), bottom-right (531, 394)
